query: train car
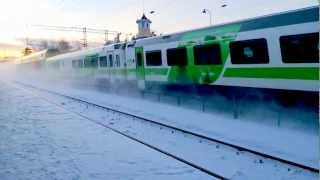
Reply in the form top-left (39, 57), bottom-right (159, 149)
top-left (131, 6), bottom-right (319, 92)
top-left (45, 43), bottom-right (132, 86)
top-left (41, 6), bottom-right (319, 108)
top-left (46, 47), bottom-right (103, 78)
top-left (16, 50), bottom-right (48, 71)
top-left (129, 6), bottom-right (319, 108)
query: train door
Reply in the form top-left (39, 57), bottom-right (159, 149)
top-left (114, 52), bottom-right (121, 77)
top-left (135, 47), bottom-right (145, 89)
top-left (107, 51), bottom-right (114, 79)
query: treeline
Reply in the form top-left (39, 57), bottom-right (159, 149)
top-left (23, 39), bottom-right (81, 57)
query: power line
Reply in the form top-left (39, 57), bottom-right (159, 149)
top-left (31, 25), bottom-right (130, 48)
top-left (32, 25), bottom-right (119, 34)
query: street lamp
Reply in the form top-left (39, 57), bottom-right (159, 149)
top-left (202, 4), bottom-right (228, 26)
top-left (221, 4), bottom-right (227, 8)
top-left (202, 9), bottom-right (212, 25)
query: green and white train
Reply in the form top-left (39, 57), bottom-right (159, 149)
top-left (19, 6), bottom-right (319, 107)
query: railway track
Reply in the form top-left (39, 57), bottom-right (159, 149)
top-left (15, 81), bottom-right (319, 179)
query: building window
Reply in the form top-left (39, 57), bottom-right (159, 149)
top-left (167, 47), bottom-right (188, 66)
top-left (146, 50), bottom-right (162, 66)
top-left (280, 32), bottom-right (319, 63)
top-left (194, 44), bottom-right (222, 65)
top-left (230, 38), bottom-right (269, 64)
top-left (99, 56), bottom-right (108, 67)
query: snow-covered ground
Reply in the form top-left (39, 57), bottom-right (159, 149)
top-left (0, 82), bottom-right (213, 180)
top-left (18, 82), bottom-right (317, 180)
top-left (0, 63), bottom-right (317, 179)
top-left (17, 77), bottom-right (318, 169)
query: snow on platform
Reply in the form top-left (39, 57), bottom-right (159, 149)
top-left (21, 79), bottom-right (318, 169)
top-left (0, 82), bottom-right (212, 180)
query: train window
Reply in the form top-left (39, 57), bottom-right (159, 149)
top-left (146, 50), bottom-right (162, 66)
top-left (72, 60), bottom-right (77, 68)
top-left (116, 55), bottom-right (120, 67)
top-left (280, 32), bottom-right (319, 63)
top-left (167, 47), bottom-right (188, 66)
top-left (230, 38), bottom-right (269, 64)
top-left (194, 44), bottom-right (222, 65)
top-left (108, 54), bottom-right (113, 67)
top-left (72, 60), bottom-right (83, 68)
top-left (136, 52), bottom-right (143, 66)
top-left (84, 57), bottom-right (99, 68)
top-left (99, 56), bottom-right (108, 67)
top-left (92, 57), bottom-right (99, 68)
top-left (49, 61), bottom-right (60, 69)
top-left (79, 60), bottom-right (83, 68)
top-left (84, 60), bottom-right (89, 68)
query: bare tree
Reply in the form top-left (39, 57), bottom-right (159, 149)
top-left (58, 40), bottom-right (71, 52)
top-left (39, 40), bottom-right (48, 50)
top-left (23, 47), bottom-right (33, 56)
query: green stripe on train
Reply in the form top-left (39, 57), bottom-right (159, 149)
top-left (145, 68), bottom-right (169, 76)
top-left (223, 67), bottom-right (319, 80)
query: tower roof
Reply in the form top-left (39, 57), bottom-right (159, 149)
top-left (141, 14), bottom-right (149, 20)
top-left (137, 13), bottom-right (152, 23)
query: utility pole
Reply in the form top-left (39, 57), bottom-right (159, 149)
top-left (25, 37), bottom-right (29, 48)
top-left (104, 30), bottom-right (109, 45)
top-left (81, 27), bottom-right (88, 48)
top-left (31, 25), bottom-right (130, 48)
top-left (125, 33), bottom-right (133, 42)
top-left (114, 33), bottom-right (121, 43)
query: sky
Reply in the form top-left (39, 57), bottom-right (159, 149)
top-left (0, 0), bottom-right (318, 58)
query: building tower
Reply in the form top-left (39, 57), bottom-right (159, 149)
top-left (136, 14), bottom-right (152, 39)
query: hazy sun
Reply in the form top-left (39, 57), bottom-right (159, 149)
top-left (0, 48), bottom-right (23, 59)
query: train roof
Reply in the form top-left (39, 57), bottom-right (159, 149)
top-left (135, 5), bottom-right (319, 46)
top-left (18, 50), bottom-right (48, 64)
top-left (43, 5), bottom-right (318, 62)
top-left (46, 42), bottom-right (126, 62)
top-left (46, 46), bottom-right (105, 62)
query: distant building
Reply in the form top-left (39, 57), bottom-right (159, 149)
top-left (136, 14), bottom-right (153, 39)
